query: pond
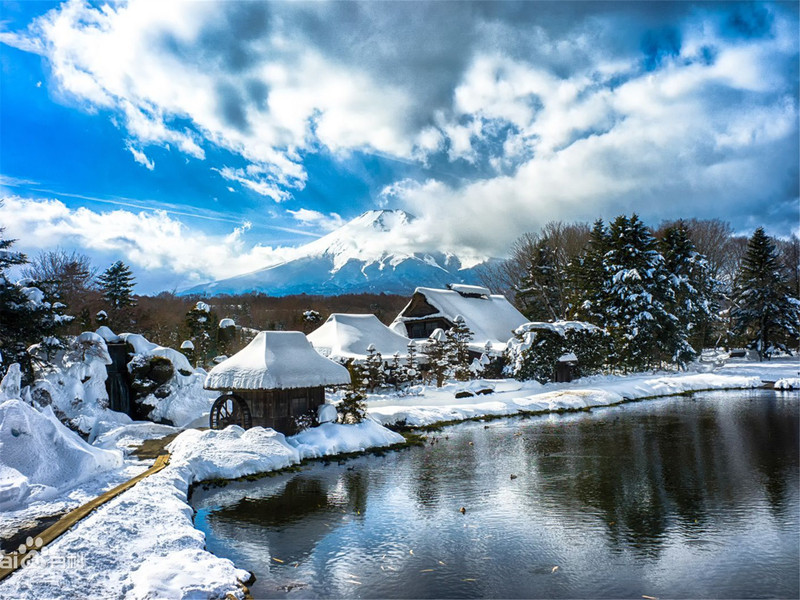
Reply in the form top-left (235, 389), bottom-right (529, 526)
top-left (191, 390), bottom-right (799, 599)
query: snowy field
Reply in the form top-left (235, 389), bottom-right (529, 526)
top-left (1, 358), bottom-right (798, 599)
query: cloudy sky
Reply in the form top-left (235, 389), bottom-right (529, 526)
top-left (1, 1), bottom-right (797, 293)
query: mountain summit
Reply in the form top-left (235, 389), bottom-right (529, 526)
top-left (184, 209), bottom-right (493, 296)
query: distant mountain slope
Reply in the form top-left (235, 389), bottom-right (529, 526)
top-left (183, 209), bottom-right (495, 297)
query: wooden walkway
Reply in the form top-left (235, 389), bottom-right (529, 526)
top-left (0, 454), bottom-right (170, 583)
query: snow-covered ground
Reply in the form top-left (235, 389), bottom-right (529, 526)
top-left (1, 358), bottom-right (797, 599)
top-left (365, 359), bottom-right (800, 427)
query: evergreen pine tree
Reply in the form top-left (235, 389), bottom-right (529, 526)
top-left (445, 315), bottom-right (474, 381)
top-left (425, 330), bottom-right (448, 387)
top-left (185, 301), bottom-right (219, 367)
top-left (0, 230), bottom-right (70, 382)
top-left (517, 237), bottom-right (563, 321)
top-left (602, 214), bottom-right (684, 370)
top-left (363, 344), bottom-right (385, 391)
top-left (389, 351), bottom-right (408, 390)
top-left (569, 219), bottom-right (610, 323)
top-left (731, 227), bottom-right (799, 359)
top-left (98, 261), bottom-right (136, 310)
top-left (405, 340), bottom-right (419, 383)
top-left (660, 222), bottom-right (720, 353)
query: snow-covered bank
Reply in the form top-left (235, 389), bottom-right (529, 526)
top-left (2, 360), bottom-right (797, 599)
top-left (366, 360), bottom-right (800, 427)
top-left (1, 419), bottom-right (405, 599)
top-left (0, 399), bottom-right (123, 512)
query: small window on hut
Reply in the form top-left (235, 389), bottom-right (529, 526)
top-left (290, 390), bottom-right (308, 415)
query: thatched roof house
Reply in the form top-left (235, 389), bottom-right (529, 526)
top-left (204, 331), bottom-right (350, 434)
top-left (390, 284), bottom-right (527, 354)
top-left (307, 313), bottom-right (414, 362)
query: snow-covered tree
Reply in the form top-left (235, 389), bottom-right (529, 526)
top-left (660, 221), bottom-right (720, 352)
top-left (337, 390), bottom-right (367, 424)
top-left (569, 219), bottom-right (610, 323)
top-left (445, 315), bottom-right (474, 381)
top-left (185, 301), bottom-right (219, 367)
top-left (731, 227), bottom-right (799, 359)
top-left (22, 249), bottom-right (97, 314)
top-left (388, 351), bottom-right (409, 390)
top-left (517, 237), bottom-right (563, 321)
top-left (405, 340), bottom-right (419, 384)
top-left (425, 329), bottom-right (449, 387)
top-left (0, 231), bottom-right (70, 382)
top-left (601, 215), bottom-right (687, 370)
top-left (362, 344), bottom-right (385, 391)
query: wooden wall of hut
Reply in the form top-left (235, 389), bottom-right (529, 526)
top-left (235, 386), bottom-right (326, 435)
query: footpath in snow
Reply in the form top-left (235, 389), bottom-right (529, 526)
top-left (1, 360), bottom-right (798, 599)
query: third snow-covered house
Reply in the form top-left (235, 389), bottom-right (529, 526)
top-left (307, 313), bottom-right (415, 363)
top-left (389, 284), bottom-right (527, 355)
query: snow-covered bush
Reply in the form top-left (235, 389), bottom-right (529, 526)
top-left (506, 321), bottom-right (608, 383)
top-left (337, 390), bottom-right (367, 424)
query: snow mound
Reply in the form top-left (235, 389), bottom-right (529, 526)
top-left (205, 330), bottom-right (350, 391)
top-left (168, 426), bottom-right (301, 481)
top-left (774, 378), bottom-right (799, 390)
top-left (0, 399), bottom-right (123, 511)
top-left (291, 418), bottom-right (404, 457)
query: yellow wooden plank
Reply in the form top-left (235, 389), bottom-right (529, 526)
top-left (0, 454), bottom-right (170, 583)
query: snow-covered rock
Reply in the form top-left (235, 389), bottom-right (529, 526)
top-left (0, 399), bottom-right (123, 511)
top-left (119, 333), bottom-right (193, 375)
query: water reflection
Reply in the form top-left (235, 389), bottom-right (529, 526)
top-left (192, 390), bottom-right (799, 599)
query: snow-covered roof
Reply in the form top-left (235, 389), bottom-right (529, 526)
top-left (513, 321), bottom-right (603, 337)
top-left (204, 331), bottom-right (351, 391)
top-left (448, 284), bottom-right (490, 297)
top-left (391, 286), bottom-right (527, 352)
top-left (307, 314), bottom-right (412, 362)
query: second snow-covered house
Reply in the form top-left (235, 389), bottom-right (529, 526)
top-left (204, 331), bottom-right (350, 435)
top-left (307, 313), bottom-right (415, 363)
top-left (389, 284), bottom-right (527, 355)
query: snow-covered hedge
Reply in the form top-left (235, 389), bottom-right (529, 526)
top-left (506, 321), bottom-right (609, 383)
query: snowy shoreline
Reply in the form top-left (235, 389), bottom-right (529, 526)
top-left (1, 360), bottom-right (798, 599)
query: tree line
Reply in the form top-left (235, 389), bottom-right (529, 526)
top-left (1, 212), bottom-right (797, 383)
top-left (481, 215), bottom-right (798, 369)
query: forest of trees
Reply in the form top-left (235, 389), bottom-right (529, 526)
top-left (480, 216), bottom-right (799, 367)
top-left (1, 213), bottom-right (797, 382)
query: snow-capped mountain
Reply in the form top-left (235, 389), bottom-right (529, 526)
top-left (183, 209), bottom-right (495, 296)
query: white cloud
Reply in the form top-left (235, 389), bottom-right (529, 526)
top-left (3, 1), bottom-right (797, 249)
top-left (0, 196), bottom-right (299, 286)
top-left (125, 142), bottom-right (154, 170)
top-left (287, 208), bottom-right (345, 232)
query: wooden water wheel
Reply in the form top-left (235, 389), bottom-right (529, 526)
top-left (209, 393), bottom-right (252, 430)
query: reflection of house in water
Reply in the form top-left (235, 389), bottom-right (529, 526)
top-left (205, 469), bottom-right (371, 563)
top-left (390, 284), bottom-right (527, 357)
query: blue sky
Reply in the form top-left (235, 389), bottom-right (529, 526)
top-left (1, 1), bottom-right (798, 293)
